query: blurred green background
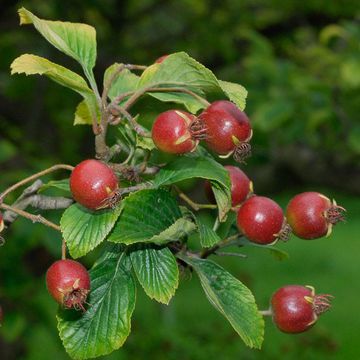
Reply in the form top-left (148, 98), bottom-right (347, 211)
top-left (0, 1), bottom-right (359, 359)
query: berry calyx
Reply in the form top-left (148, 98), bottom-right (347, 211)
top-left (271, 285), bottom-right (333, 333)
top-left (237, 195), bottom-right (290, 244)
top-left (155, 54), bottom-right (169, 63)
top-left (199, 100), bottom-right (252, 162)
top-left (286, 192), bottom-right (346, 239)
top-left (46, 259), bottom-right (90, 311)
top-left (152, 110), bottom-right (204, 154)
top-left (205, 165), bottom-right (253, 207)
top-left (70, 159), bottom-right (119, 210)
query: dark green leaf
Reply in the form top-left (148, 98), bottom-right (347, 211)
top-left (178, 254), bottom-right (264, 349)
top-left (57, 251), bottom-right (136, 359)
top-left (60, 204), bottom-right (122, 258)
top-left (194, 212), bottom-right (221, 248)
top-left (153, 154), bottom-right (231, 221)
top-left (130, 244), bottom-right (179, 304)
top-left (108, 189), bottom-right (196, 245)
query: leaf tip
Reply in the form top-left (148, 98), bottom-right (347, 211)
top-left (18, 7), bottom-right (32, 25)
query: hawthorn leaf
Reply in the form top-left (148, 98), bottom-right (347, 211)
top-left (60, 203), bottom-right (123, 258)
top-left (108, 189), bottom-right (196, 245)
top-left (218, 80), bottom-right (247, 110)
top-left (39, 178), bottom-right (70, 194)
top-left (153, 154), bottom-right (231, 221)
top-left (130, 244), bottom-right (179, 304)
top-left (57, 251), bottom-right (136, 359)
top-left (178, 254), bottom-right (264, 349)
top-left (18, 7), bottom-right (97, 73)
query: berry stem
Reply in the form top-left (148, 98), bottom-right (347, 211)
top-left (173, 186), bottom-right (217, 211)
top-left (0, 203), bottom-right (61, 232)
top-left (61, 238), bottom-right (67, 260)
top-left (0, 164), bottom-right (74, 203)
top-left (259, 309), bottom-right (273, 316)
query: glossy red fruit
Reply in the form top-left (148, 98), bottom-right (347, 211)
top-left (46, 259), bottom-right (90, 310)
top-left (286, 192), bottom-right (345, 239)
top-left (70, 159), bottom-right (119, 210)
top-left (152, 110), bottom-right (205, 154)
top-left (199, 100), bottom-right (252, 162)
top-left (155, 54), bottom-right (169, 63)
top-left (271, 285), bottom-right (333, 334)
top-left (237, 196), bottom-right (290, 244)
top-left (205, 165), bottom-right (252, 207)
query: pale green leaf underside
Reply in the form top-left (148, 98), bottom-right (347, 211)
top-left (38, 178), bottom-right (70, 194)
top-left (57, 252), bottom-right (136, 360)
top-left (104, 63), bottom-right (139, 101)
top-left (60, 204), bottom-right (122, 258)
top-left (11, 54), bottom-right (92, 96)
top-left (130, 245), bottom-right (179, 304)
top-left (74, 99), bottom-right (100, 125)
top-left (108, 189), bottom-right (196, 245)
top-left (18, 7), bottom-right (96, 72)
top-left (218, 80), bottom-right (247, 111)
top-left (178, 255), bottom-right (264, 349)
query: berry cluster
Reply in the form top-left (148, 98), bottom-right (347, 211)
top-left (151, 100), bottom-right (252, 162)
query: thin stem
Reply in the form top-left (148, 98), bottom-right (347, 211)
top-left (125, 64), bottom-right (147, 71)
top-left (259, 309), bottom-right (273, 317)
top-left (212, 217), bottom-right (220, 231)
top-left (123, 82), bottom-right (210, 111)
top-left (201, 234), bottom-right (241, 258)
top-left (0, 203), bottom-right (61, 232)
top-left (0, 164), bottom-right (74, 202)
top-left (214, 251), bottom-right (247, 258)
top-left (174, 186), bottom-right (217, 211)
top-left (84, 67), bottom-right (101, 105)
top-left (62, 238), bottom-right (67, 260)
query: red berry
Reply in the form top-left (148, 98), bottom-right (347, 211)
top-left (155, 54), bottom-right (169, 63)
top-left (152, 110), bottom-right (205, 154)
top-left (286, 192), bottom-right (345, 239)
top-left (237, 196), bottom-right (290, 244)
top-left (271, 285), bottom-right (333, 334)
top-left (46, 259), bottom-right (90, 311)
top-left (70, 159), bottom-right (119, 210)
top-left (205, 165), bottom-right (252, 207)
top-left (199, 100), bottom-right (252, 162)
top-left (0, 305), bottom-right (3, 324)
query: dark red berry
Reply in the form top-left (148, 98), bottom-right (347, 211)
top-left (152, 110), bottom-right (205, 154)
top-left (205, 165), bottom-right (252, 207)
top-left (271, 285), bottom-right (333, 334)
top-left (237, 195), bottom-right (290, 244)
top-left (199, 100), bottom-right (252, 162)
top-left (46, 259), bottom-right (90, 311)
top-left (0, 305), bottom-right (3, 325)
top-left (155, 54), bottom-right (169, 63)
top-left (70, 159), bottom-right (119, 210)
top-left (286, 192), bottom-right (345, 239)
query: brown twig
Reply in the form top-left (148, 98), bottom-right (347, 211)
top-left (173, 186), bottom-right (217, 211)
top-left (200, 234), bottom-right (242, 258)
top-left (0, 203), bottom-right (61, 232)
top-left (0, 164), bottom-right (74, 202)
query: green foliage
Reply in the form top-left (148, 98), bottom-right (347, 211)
top-left (57, 251), bottom-right (136, 359)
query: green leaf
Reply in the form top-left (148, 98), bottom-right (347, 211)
top-left (239, 238), bottom-right (289, 261)
top-left (18, 8), bottom-right (96, 73)
top-left (11, 54), bottom-right (92, 95)
top-left (194, 213), bottom-right (221, 248)
top-left (104, 63), bottom-right (139, 101)
top-left (130, 244), bottom-right (179, 304)
top-left (74, 99), bottom-right (100, 125)
top-left (218, 80), bottom-right (247, 110)
top-left (57, 251), bottom-right (136, 360)
top-left (153, 154), bottom-right (231, 221)
top-left (60, 204), bottom-right (122, 258)
top-left (38, 178), bottom-right (70, 194)
top-left (108, 189), bottom-right (196, 245)
top-left (136, 134), bottom-right (156, 151)
top-left (178, 255), bottom-right (264, 349)
top-left (11, 54), bottom-right (99, 123)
